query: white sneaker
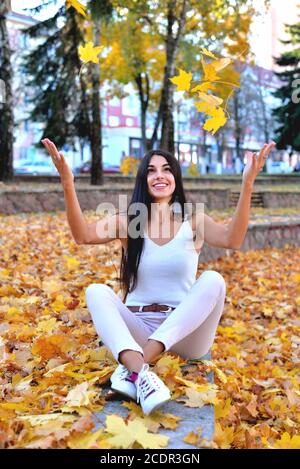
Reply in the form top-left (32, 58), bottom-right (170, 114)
top-left (135, 364), bottom-right (171, 415)
top-left (110, 364), bottom-right (137, 400)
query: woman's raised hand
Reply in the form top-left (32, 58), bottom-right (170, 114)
top-left (41, 138), bottom-right (74, 185)
top-left (242, 141), bottom-right (276, 187)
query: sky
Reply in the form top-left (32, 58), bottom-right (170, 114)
top-left (11, 0), bottom-right (65, 20)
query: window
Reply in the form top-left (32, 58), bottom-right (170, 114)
top-left (20, 147), bottom-right (28, 160)
top-left (126, 117), bottom-right (134, 127)
top-left (108, 115), bottom-right (120, 127)
top-left (129, 137), bottom-right (142, 158)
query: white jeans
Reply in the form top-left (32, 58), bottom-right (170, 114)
top-left (85, 270), bottom-right (226, 362)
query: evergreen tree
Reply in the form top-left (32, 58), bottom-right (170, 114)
top-left (23, 1), bottom-right (113, 185)
top-left (23, 6), bottom-right (91, 154)
top-left (272, 15), bottom-right (300, 160)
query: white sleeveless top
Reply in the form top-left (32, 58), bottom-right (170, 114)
top-left (125, 218), bottom-right (200, 308)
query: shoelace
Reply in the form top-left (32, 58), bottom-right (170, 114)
top-left (118, 366), bottom-right (131, 380)
top-left (136, 367), bottom-right (161, 403)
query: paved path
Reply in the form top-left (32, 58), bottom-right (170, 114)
top-left (94, 352), bottom-right (214, 449)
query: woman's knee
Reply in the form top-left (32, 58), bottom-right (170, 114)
top-left (199, 270), bottom-right (226, 295)
top-left (85, 283), bottom-right (113, 301)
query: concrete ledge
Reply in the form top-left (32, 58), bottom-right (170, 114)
top-left (199, 218), bottom-right (300, 263)
top-left (262, 191), bottom-right (300, 208)
top-left (1, 186), bottom-right (300, 215)
top-left (0, 187), bottom-right (229, 213)
top-left (12, 173), bottom-right (300, 185)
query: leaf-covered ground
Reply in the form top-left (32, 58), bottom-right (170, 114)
top-left (0, 211), bottom-right (299, 449)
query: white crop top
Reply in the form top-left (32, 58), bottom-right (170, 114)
top-left (125, 218), bottom-right (200, 308)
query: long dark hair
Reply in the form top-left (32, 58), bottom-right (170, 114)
top-left (119, 148), bottom-right (188, 302)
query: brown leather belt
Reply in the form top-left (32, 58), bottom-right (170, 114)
top-left (127, 303), bottom-right (175, 313)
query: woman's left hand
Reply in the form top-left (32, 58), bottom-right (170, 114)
top-left (242, 141), bottom-right (276, 187)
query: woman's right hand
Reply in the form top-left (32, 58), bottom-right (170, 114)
top-left (41, 138), bottom-right (74, 185)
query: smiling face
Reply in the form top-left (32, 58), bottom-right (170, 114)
top-left (147, 155), bottom-right (176, 203)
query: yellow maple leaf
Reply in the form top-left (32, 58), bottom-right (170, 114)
top-left (105, 415), bottom-right (169, 449)
top-left (215, 398), bottom-right (232, 419)
top-left (154, 353), bottom-right (183, 375)
top-left (197, 92), bottom-right (223, 107)
top-left (66, 0), bottom-right (87, 17)
top-left (267, 432), bottom-right (300, 449)
top-left (42, 277), bottom-right (63, 294)
top-left (123, 401), bottom-right (181, 431)
top-left (200, 47), bottom-right (217, 59)
top-left (51, 294), bottom-right (65, 312)
top-left (201, 61), bottom-right (221, 82)
top-left (65, 381), bottom-right (92, 407)
top-left (36, 317), bottom-right (59, 333)
top-left (191, 82), bottom-right (217, 93)
top-left (214, 422), bottom-right (235, 449)
top-left (68, 429), bottom-right (110, 449)
top-left (201, 360), bottom-right (228, 383)
top-left (203, 107), bottom-right (227, 135)
top-left (211, 57), bottom-right (232, 72)
top-left (174, 376), bottom-right (218, 393)
top-left (194, 101), bottom-right (212, 113)
top-left (17, 413), bottom-right (76, 426)
top-left (79, 42), bottom-right (104, 64)
top-left (169, 69), bottom-right (193, 91)
top-left (0, 268), bottom-right (9, 278)
top-left (178, 387), bottom-right (218, 408)
top-left (64, 255), bottom-right (81, 270)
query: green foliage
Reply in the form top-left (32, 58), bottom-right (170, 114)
top-left (22, 6), bottom-right (91, 149)
top-left (272, 15), bottom-right (300, 153)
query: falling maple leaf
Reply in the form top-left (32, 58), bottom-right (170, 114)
top-left (191, 82), bottom-right (217, 93)
top-left (200, 47), bottom-right (217, 59)
top-left (196, 91), bottom-right (223, 107)
top-left (202, 62), bottom-right (221, 82)
top-left (78, 42), bottom-right (104, 64)
top-left (169, 48), bottom-right (239, 136)
top-left (211, 57), bottom-right (232, 72)
top-left (66, 0), bottom-right (87, 17)
top-left (203, 107), bottom-right (227, 135)
top-left (169, 69), bottom-right (192, 91)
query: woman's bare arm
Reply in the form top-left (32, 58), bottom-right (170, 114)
top-left (61, 180), bottom-right (91, 244)
top-left (83, 213), bottom-right (127, 245)
top-left (41, 138), bottom-right (126, 245)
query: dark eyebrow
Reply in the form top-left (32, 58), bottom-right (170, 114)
top-left (147, 163), bottom-right (170, 168)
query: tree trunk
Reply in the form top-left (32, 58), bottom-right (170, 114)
top-left (90, 20), bottom-right (103, 185)
top-left (159, 0), bottom-right (187, 153)
top-left (147, 0), bottom-right (186, 153)
top-left (0, 0), bottom-right (13, 182)
top-left (135, 72), bottom-right (149, 154)
top-left (257, 74), bottom-right (269, 172)
top-left (233, 92), bottom-right (243, 171)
